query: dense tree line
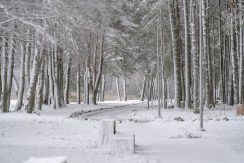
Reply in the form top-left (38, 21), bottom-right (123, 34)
top-left (0, 0), bottom-right (243, 121)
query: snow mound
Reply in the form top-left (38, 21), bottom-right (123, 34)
top-left (24, 156), bottom-right (67, 163)
top-left (170, 132), bottom-right (202, 139)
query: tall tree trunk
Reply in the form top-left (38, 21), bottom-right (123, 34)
top-left (36, 61), bottom-right (44, 110)
top-left (191, 0), bottom-right (199, 113)
top-left (48, 49), bottom-right (55, 109)
top-left (140, 76), bottom-right (146, 101)
top-left (169, 0), bottom-right (182, 108)
top-left (2, 37), bottom-right (9, 113)
top-left (91, 33), bottom-right (104, 105)
top-left (15, 41), bottom-right (26, 111)
top-left (100, 74), bottom-right (106, 102)
top-left (230, 8), bottom-right (239, 105)
top-left (77, 62), bottom-right (81, 104)
top-left (64, 55), bottom-right (72, 104)
top-left (240, 0), bottom-right (243, 104)
top-left (123, 76), bottom-right (127, 101)
top-left (53, 46), bottom-right (60, 109)
top-left (43, 56), bottom-right (49, 105)
top-left (116, 77), bottom-right (121, 101)
top-left (7, 34), bottom-right (15, 111)
top-left (183, 0), bottom-right (191, 109)
top-left (24, 50), bottom-right (44, 113)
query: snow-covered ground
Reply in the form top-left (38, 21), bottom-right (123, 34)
top-left (0, 101), bottom-right (243, 163)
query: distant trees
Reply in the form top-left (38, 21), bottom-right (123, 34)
top-left (0, 0), bottom-right (243, 114)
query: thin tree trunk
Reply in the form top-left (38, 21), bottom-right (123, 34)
top-left (64, 55), bottom-right (72, 104)
top-left (240, 0), bottom-right (243, 104)
top-left (116, 77), bottom-right (121, 101)
top-left (77, 62), bottom-right (81, 104)
top-left (140, 76), bottom-right (146, 101)
top-left (123, 76), bottom-right (127, 101)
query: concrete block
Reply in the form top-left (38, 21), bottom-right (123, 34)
top-left (24, 156), bottom-right (67, 163)
top-left (99, 119), bottom-right (116, 146)
top-left (110, 132), bottom-right (135, 155)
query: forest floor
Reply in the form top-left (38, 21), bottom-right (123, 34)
top-left (0, 101), bottom-right (244, 163)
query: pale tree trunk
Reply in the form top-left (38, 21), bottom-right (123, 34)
top-left (25, 41), bottom-right (31, 89)
top-left (15, 41), bottom-right (26, 111)
top-left (7, 34), bottom-right (15, 111)
top-left (36, 61), bottom-right (44, 110)
top-left (13, 74), bottom-right (19, 97)
top-left (183, 0), bottom-right (191, 109)
top-left (230, 8), bottom-right (239, 105)
top-left (157, 10), bottom-right (162, 117)
top-left (100, 74), bottom-right (106, 102)
top-left (64, 55), bottom-right (72, 104)
top-left (140, 76), bottom-right (146, 101)
top-left (123, 76), bottom-right (127, 101)
top-left (240, 0), bottom-right (243, 104)
top-left (169, 0), bottom-right (182, 108)
top-left (48, 49), bottom-right (55, 109)
top-left (116, 77), bottom-right (121, 101)
top-left (24, 50), bottom-right (44, 113)
top-left (191, 0), bottom-right (199, 113)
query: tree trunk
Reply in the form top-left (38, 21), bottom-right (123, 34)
top-left (140, 76), bottom-right (146, 101)
top-left (64, 55), bottom-right (72, 104)
top-left (123, 77), bottom-right (127, 101)
top-left (116, 77), bottom-right (121, 101)
top-left (191, 0), bottom-right (199, 113)
top-left (15, 41), bottom-right (26, 111)
top-left (183, 0), bottom-right (191, 109)
top-left (24, 51), bottom-right (44, 113)
top-left (240, 0), bottom-right (243, 104)
top-left (36, 61), bottom-right (44, 110)
top-left (169, 0), bottom-right (182, 108)
top-left (2, 37), bottom-right (9, 113)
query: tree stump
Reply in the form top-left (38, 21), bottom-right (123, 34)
top-left (236, 105), bottom-right (244, 116)
top-left (98, 119), bottom-right (116, 146)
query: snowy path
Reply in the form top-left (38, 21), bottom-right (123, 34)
top-left (0, 102), bottom-right (243, 163)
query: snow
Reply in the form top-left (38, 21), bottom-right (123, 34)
top-left (24, 156), bottom-right (67, 163)
top-left (0, 101), bottom-right (244, 163)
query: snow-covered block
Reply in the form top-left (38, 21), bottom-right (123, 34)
top-left (24, 156), bottom-right (67, 163)
top-left (99, 119), bottom-right (116, 146)
top-left (235, 104), bottom-right (244, 116)
top-left (110, 132), bottom-right (135, 155)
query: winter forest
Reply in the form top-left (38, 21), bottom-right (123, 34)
top-left (0, 0), bottom-right (244, 163)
